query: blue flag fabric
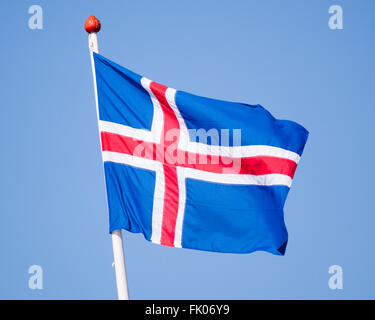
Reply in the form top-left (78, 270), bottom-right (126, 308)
top-left (93, 53), bottom-right (308, 255)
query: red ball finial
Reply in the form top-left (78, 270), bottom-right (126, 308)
top-left (84, 15), bottom-right (101, 33)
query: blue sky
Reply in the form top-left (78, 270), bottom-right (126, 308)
top-left (0, 0), bottom-right (374, 299)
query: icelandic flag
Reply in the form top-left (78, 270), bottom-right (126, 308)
top-left (93, 53), bottom-right (308, 255)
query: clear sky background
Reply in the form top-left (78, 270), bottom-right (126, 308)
top-left (0, 0), bottom-right (374, 299)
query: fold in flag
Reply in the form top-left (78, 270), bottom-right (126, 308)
top-left (93, 53), bottom-right (308, 255)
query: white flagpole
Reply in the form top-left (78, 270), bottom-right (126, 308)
top-left (85, 15), bottom-right (129, 300)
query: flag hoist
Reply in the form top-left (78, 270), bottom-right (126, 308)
top-left (85, 15), bottom-right (129, 300)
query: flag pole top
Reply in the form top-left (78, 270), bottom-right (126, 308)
top-left (85, 15), bottom-right (101, 33)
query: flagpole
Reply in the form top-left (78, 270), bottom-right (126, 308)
top-left (85, 15), bottom-right (129, 300)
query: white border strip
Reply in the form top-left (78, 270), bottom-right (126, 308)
top-left (173, 167), bottom-right (187, 248)
top-left (182, 143), bottom-right (301, 163)
top-left (140, 77), bottom-right (163, 143)
top-left (181, 167), bottom-right (292, 187)
top-left (99, 120), bottom-right (155, 142)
